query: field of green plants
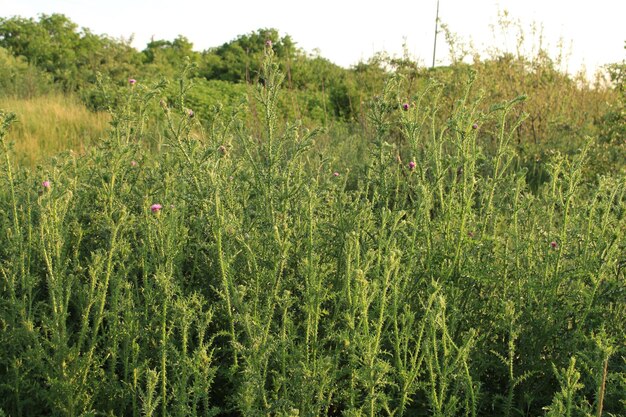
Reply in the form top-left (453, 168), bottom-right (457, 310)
top-left (1, 14), bottom-right (625, 417)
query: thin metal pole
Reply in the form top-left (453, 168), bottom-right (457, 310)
top-left (432, 0), bottom-right (440, 68)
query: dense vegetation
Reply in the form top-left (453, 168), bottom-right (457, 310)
top-left (0, 14), bottom-right (624, 173)
top-left (0, 13), bottom-right (625, 417)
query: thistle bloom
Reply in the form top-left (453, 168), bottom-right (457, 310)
top-left (550, 241), bottom-right (558, 249)
top-left (130, 160), bottom-right (137, 167)
top-left (402, 103), bottom-right (410, 111)
top-left (150, 204), bottom-right (162, 213)
top-left (129, 78), bottom-right (136, 85)
top-left (42, 180), bottom-right (51, 189)
top-left (472, 123), bottom-right (478, 129)
top-left (265, 39), bottom-right (272, 48)
top-left (333, 172), bottom-right (340, 177)
top-left (187, 108), bottom-right (194, 118)
top-left (408, 161), bottom-right (416, 170)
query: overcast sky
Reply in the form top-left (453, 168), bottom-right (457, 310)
top-left (1, 0), bottom-right (625, 76)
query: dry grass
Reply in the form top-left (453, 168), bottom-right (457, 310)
top-left (0, 93), bottom-right (109, 166)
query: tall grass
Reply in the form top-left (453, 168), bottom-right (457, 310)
top-left (0, 45), bottom-right (624, 417)
top-left (0, 93), bottom-right (109, 166)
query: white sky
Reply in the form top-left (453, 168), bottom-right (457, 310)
top-left (1, 0), bottom-right (625, 76)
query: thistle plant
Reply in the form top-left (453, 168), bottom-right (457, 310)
top-left (1, 38), bottom-right (625, 417)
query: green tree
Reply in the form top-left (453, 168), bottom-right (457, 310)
top-left (0, 14), bottom-right (82, 88)
top-left (0, 46), bottom-right (55, 97)
top-left (142, 35), bottom-right (199, 78)
top-left (199, 28), bottom-right (296, 82)
top-left (0, 14), bottom-right (141, 91)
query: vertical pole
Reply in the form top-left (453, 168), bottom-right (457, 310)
top-left (432, 0), bottom-right (440, 68)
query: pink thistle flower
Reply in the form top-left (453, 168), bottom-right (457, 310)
top-left (402, 103), bottom-right (410, 111)
top-left (333, 172), bottom-right (340, 177)
top-left (150, 204), bottom-right (162, 213)
top-left (130, 160), bottom-right (137, 167)
top-left (472, 123), bottom-right (478, 129)
top-left (550, 241), bottom-right (558, 249)
top-left (42, 180), bottom-right (51, 189)
top-left (408, 161), bottom-right (416, 170)
top-left (187, 108), bottom-right (194, 118)
top-left (265, 39), bottom-right (272, 48)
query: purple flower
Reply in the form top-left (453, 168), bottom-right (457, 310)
top-left (150, 204), bottom-right (162, 213)
top-left (333, 172), bottom-right (340, 177)
top-left (129, 78), bottom-right (136, 85)
top-left (408, 161), bottom-right (416, 170)
top-left (472, 123), bottom-right (478, 129)
top-left (550, 241), bottom-right (558, 249)
top-left (42, 180), bottom-right (51, 189)
top-left (402, 103), bottom-right (410, 111)
top-left (187, 108), bottom-right (194, 118)
top-left (265, 39), bottom-right (273, 48)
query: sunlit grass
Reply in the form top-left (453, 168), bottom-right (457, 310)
top-left (0, 93), bottom-right (109, 166)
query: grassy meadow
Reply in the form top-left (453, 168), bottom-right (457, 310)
top-left (0, 94), bottom-right (109, 166)
top-left (0, 15), bottom-right (625, 417)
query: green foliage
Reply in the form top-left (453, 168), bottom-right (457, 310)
top-left (0, 47), bottom-right (56, 97)
top-left (0, 14), bottom-right (141, 91)
top-left (595, 47), bottom-right (626, 176)
top-left (199, 28), bottom-right (296, 83)
top-left (1, 11), bottom-right (625, 417)
top-left (142, 36), bottom-right (200, 79)
top-left (1, 42), bottom-right (625, 417)
top-left (1, 12), bottom-right (622, 179)
top-left (543, 357), bottom-right (591, 417)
